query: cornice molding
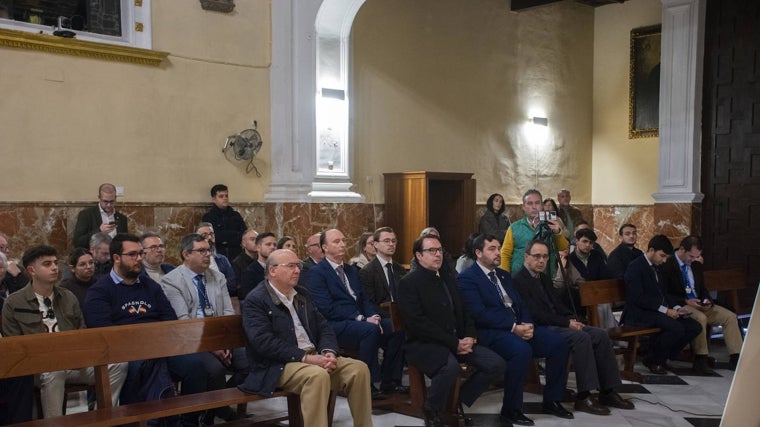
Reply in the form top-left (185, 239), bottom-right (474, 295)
top-left (0, 28), bottom-right (168, 67)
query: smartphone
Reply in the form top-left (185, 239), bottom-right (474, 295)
top-left (549, 211), bottom-right (557, 221)
top-left (108, 221), bottom-right (116, 225)
top-left (538, 211), bottom-right (547, 221)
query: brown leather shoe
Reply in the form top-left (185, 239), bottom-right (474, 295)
top-left (574, 396), bottom-right (610, 416)
top-left (598, 391), bottom-right (635, 410)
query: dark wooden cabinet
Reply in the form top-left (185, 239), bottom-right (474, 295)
top-left (383, 172), bottom-right (476, 266)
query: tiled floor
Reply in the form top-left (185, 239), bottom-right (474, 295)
top-left (64, 344), bottom-right (733, 427)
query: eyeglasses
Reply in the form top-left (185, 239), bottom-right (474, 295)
top-left (42, 297), bottom-right (55, 320)
top-left (527, 253), bottom-right (550, 260)
top-left (144, 244), bottom-right (165, 251)
top-left (190, 248), bottom-right (213, 255)
top-left (200, 232), bottom-right (215, 239)
top-left (120, 251), bottom-right (144, 259)
top-left (379, 239), bottom-right (397, 244)
top-left (421, 247), bottom-right (443, 254)
top-left (273, 262), bottom-right (304, 270)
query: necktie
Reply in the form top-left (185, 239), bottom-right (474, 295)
top-left (651, 265), bottom-right (659, 283)
top-left (193, 274), bottom-right (212, 317)
top-left (681, 264), bottom-right (696, 298)
top-left (488, 271), bottom-right (513, 307)
top-left (385, 262), bottom-right (397, 301)
top-left (336, 265), bottom-right (356, 300)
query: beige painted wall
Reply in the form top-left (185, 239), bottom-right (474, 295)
top-left (0, 1), bottom-right (271, 203)
top-left (592, 0), bottom-right (661, 204)
top-left (351, 0), bottom-right (594, 205)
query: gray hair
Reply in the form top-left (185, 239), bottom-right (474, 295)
top-left (196, 222), bottom-right (214, 233)
top-left (89, 232), bottom-right (112, 250)
top-left (419, 227), bottom-right (440, 238)
top-left (139, 231), bottom-right (162, 247)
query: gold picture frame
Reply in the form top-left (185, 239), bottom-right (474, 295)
top-left (629, 25), bottom-right (661, 139)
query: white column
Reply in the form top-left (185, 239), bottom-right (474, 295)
top-left (653, 0), bottom-right (706, 203)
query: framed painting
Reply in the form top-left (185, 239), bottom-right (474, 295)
top-left (629, 25), bottom-right (661, 139)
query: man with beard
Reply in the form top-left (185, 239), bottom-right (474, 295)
top-left (238, 232), bottom-right (278, 300)
top-left (84, 234), bottom-right (209, 427)
top-left (607, 224), bottom-right (642, 279)
top-left (139, 232), bottom-right (175, 282)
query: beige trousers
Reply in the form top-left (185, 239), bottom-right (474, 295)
top-left (277, 357), bottom-right (373, 427)
top-left (684, 304), bottom-right (743, 356)
top-left (37, 362), bottom-right (128, 418)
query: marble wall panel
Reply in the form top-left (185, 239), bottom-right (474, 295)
top-left (0, 201), bottom-right (699, 273)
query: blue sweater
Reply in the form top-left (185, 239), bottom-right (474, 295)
top-left (83, 272), bottom-right (177, 328)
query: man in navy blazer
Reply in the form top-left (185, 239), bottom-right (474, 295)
top-left (458, 234), bottom-right (572, 425)
top-left (622, 235), bottom-right (701, 375)
top-left (307, 228), bottom-right (401, 400)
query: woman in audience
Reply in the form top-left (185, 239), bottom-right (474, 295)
top-left (478, 193), bottom-right (510, 243)
top-left (60, 248), bottom-right (96, 308)
top-left (276, 236), bottom-right (298, 252)
top-left (543, 197), bottom-right (559, 213)
top-left (455, 232), bottom-right (480, 273)
top-left (349, 232), bottom-right (376, 268)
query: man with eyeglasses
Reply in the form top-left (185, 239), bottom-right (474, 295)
top-left (84, 234), bottom-right (209, 426)
top-left (2, 245), bottom-right (126, 419)
top-left (161, 234), bottom-right (249, 424)
top-left (240, 249), bottom-right (373, 427)
top-left (238, 232), bottom-right (278, 300)
top-left (398, 234), bottom-right (506, 427)
top-left (139, 231), bottom-right (175, 282)
top-left (513, 239), bottom-right (634, 417)
top-left (358, 226), bottom-right (407, 394)
top-left (607, 224), bottom-right (642, 279)
top-left (73, 183), bottom-right (128, 249)
top-left (307, 228), bottom-right (394, 400)
top-left (299, 232), bottom-right (324, 286)
top-left (196, 222), bottom-right (236, 297)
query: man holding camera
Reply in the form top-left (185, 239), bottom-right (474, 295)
top-left (500, 189), bottom-right (569, 278)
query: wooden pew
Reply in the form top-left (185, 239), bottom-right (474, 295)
top-left (578, 279), bottom-right (661, 383)
top-left (0, 315), bottom-right (305, 427)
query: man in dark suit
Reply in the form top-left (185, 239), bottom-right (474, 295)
top-left (299, 232), bottom-right (323, 286)
top-left (73, 183), bottom-right (128, 248)
top-left (514, 239), bottom-right (634, 416)
top-left (238, 232), bottom-right (277, 300)
top-left (307, 228), bottom-right (401, 400)
top-left (399, 234), bottom-right (505, 427)
top-left (358, 226), bottom-right (407, 393)
top-left (622, 235), bottom-right (702, 374)
top-left (607, 224), bottom-right (642, 279)
top-left (660, 235), bottom-right (743, 372)
top-left (458, 234), bottom-right (572, 426)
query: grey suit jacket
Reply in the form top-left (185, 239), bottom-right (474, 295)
top-left (160, 265), bottom-right (234, 319)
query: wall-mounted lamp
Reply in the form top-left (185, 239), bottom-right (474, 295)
top-left (531, 116), bottom-right (548, 126)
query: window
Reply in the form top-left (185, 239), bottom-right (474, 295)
top-left (0, 0), bottom-right (152, 49)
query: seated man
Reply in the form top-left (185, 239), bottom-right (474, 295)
top-left (238, 232), bottom-right (277, 300)
top-left (399, 234), bottom-right (506, 427)
top-left (231, 229), bottom-right (258, 296)
top-left (607, 224), bottom-right (642, 279)
top-left (196, 222), bottom-right (236, 296)
top-left (514, 239), bottom-right (634, 415)
top-left (307, 228), bottom-right (403, 400)
top-left (239, 249), bottom-right (372, 427)
top-left (622, 235), bottom-right (702, 374)
top-left (458, 234), bottom-right (572, 426)
top-left (2, 245), bottom-right (126, 419)
top-left (139, 231), bottom-right (175, 282)
top-left (660, 235), bottom-right (743, 372)
top-left (84, 234), bottom-right (209, 427)
top-left (554, 228), bottom-right (615, 327)
top-left (161, 234), bottom-right (249, 423)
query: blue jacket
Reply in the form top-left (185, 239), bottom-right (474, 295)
top-left (238, 282), bottom-right (338, 396)
top-left (214, 253), bottom-right (237, 296)
top-left (457, 262), bottom-right (532, 347)
top-left (306, 258), bottom-right (378, 333)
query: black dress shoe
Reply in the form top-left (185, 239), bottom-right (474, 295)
top-left (422, 407), bottom-right (445, 427)
top-left (574, 396), bottom-right (610, 415)
top-left (541, 401), bottom-right (574, 419)
top-left (502, 411), bottom-right (534, 426)
top-left (598, 391), bottom-right (635, 410)
top-left (370, 385), bottom-right (387, 400)
top-left (693, 357), bottom-right (715, 375)
top-left (643, 360), bottom-right (668, 375)
top-left (380, 383), bottom-right (409, 394)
